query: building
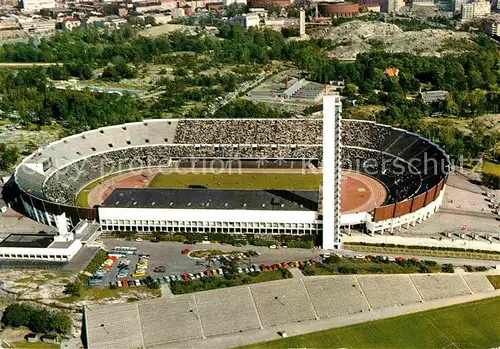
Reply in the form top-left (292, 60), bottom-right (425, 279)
top-left (232, 13), bottom-right (260, 28)
top-left (385, 67), bottom-right (399, 77)
top-left (318, 2), bottom-right (360, 17)
top-left (421, 90), bottom-right (449, 103)
top-left (224, 0), bottom-right (247, 5)
top-left (99, 189), bottom-right (321, 235)
top-left (12, 117), bottom-right (449, 252)
top-left (20, 0), bottom-right (55, 12)
top-left (60, 17), bottom-right (81, 30)
top-left (461, 0), bottom-right (490, 20)
top-left (380, 0), bottom-right (405, 13)
top-left (133, 1), bottom-right (163, 13)
top-left (485, 18), bottom-right (500, 36)
top-left (0, 220), bottom-right (99, 262)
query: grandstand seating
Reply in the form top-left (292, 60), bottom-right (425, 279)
top-left (137, 296), bottom-right (203, 346)
top-left (304, 276), bottom-right (370, 318)
top-left (15, 119), bottom-right (449, 212)
top-left (357, 275), bottom-right (422, 309)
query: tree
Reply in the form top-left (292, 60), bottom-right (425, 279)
top-left (0, 143), bottom-right (20, 170)
top-left (64, 281), bottom-right (83, 297)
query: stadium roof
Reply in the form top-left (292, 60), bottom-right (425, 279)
top-left (0, 234), bottom-right (55, 248)
top-left (101, 188), bottom-right (318, 211)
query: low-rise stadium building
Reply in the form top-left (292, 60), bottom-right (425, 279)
top-left (8, 97), bottom-right (450, 255)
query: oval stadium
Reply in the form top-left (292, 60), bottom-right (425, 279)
top-left (10, 98), bottom-right (450, 253)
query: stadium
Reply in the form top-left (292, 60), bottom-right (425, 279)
top-left (8, 96), bottom-right (450, 254)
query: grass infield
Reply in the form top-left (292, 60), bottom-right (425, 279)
top-left (147, 172), bottom-right (322, 190)
top-left (244, 295), bottom-right (500, 348)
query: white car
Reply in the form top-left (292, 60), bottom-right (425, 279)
top-left (188, 273), bottom-right (195, 280)
top-left (217, 268), bottom-right (224, 275)
top-left (135, 238), bottom-right (143, 242)
top-left (237, 268), bottom-right (243, 274)
top-left (135, 279), bottom-right (141, 286)
top-left (116, 281), bottom-right (122, 287)
top-left (269, 245), bottom-right (277, 249)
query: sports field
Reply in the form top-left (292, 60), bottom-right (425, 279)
top-left (244, 296), bottom-right (500, 348)
top-left (147, 172), bottom-right (322, 190)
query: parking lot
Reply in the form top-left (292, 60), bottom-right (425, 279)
top-left (98, 240), bottom-right (321, 286)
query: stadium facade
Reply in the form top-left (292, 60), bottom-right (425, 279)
top-left (8, 97), bottom-right (450, 254)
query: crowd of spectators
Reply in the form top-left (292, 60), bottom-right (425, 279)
top-left (174, 120), bottom-right (323, 145)
top-left (14, 119), bottom-right (449, 208)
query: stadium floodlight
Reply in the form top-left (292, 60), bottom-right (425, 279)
top-left (322, 94), bottom-right (342, 250)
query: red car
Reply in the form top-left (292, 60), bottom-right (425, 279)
top-left (395, 256), bottom-right (406, 262)
top-left (259, 264), bottom-right (266, 271)
top-left (181, 248), bottom-right (190, 255)
top-left (272, 264), bottom-right (278, 271)
top-left (410, 257), bottom-right (420, 262)
top-left (182, 273), bottom-right (189, 280)
top-left (204, 270), bottom-right (212, 276)
top-left (280, 262), bottom-right (287, 269)
top-left (121, 280), bottom-right (128, 287)
top-left (310, 259), bottom-right (316, 265)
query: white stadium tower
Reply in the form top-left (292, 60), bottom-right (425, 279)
top-left (322, 95), bottom-right (342, 250)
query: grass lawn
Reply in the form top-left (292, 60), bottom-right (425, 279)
top-left (10, 341), bottom-right (59, 348)
top-left (244, 296), bottom-right (500, 349)
top-left (189, 249), bottom-right (240, 258)
top-left (58, 286), bottom-right (161, 303)
top-left (487, 275), bottom-right (500, 289)
top-left (170, 270), bottom-right (290, 294)
top-left (302, 257), bottom-right (442, 276)
top-left (483, 160), bottom-right (500, 175)
top-left (147, 173), bottom-right (322, 190)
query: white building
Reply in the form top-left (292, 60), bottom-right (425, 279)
top-left (381, 0), bottom-right (405, 13)
top-left (98, 188), bottom-right (321, 235)
top-left (461, 1), bottom-right (490, 20)
top-left (20, 0), bottom-right (55, 12)
top-left (224, 0), bottom-right (247, 6)
top-left (232, 13), bottom-right (260, 29)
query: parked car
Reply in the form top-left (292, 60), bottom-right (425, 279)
top-left (121, 280), bottom-right (128, 287)
top-left (204, 270), bottom-right (212, 276)
top-left (217, 268), bottom-right (224, 275)
top-left (128, 280), bottom-right (135, 287)
top-left (116, 281), bottom-right (122, 287)
top-left (154, 266), bottom-right (166, 273)
top-left (181, 248), bottom-right (190, 255)
top-left (237, 268), bottom-right (243, 274)
top-left (269, 245), bottom-right (277, 249)
top-left (135, 238), bottom-right (143, 242)
top-left (182, 273), bottom-right (189, 281)
top-left (150, 237), bottom-right (160, 243)
top-left (188, 273), bottom-right (195, 280)
top-left (135, 279), bottom-right (141, 286)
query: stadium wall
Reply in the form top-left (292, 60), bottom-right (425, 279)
top-left (365, 184), bottom-right (446, 234)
